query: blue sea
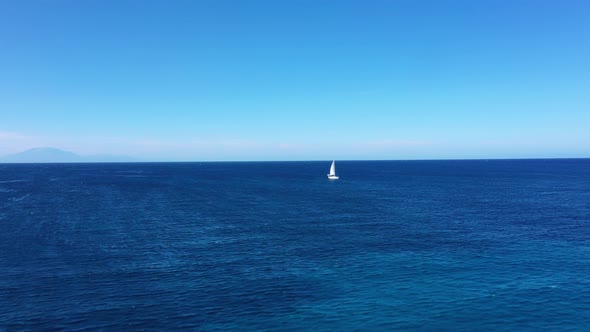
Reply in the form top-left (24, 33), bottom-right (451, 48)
top-left (2, 159), bottom-right (590, 331)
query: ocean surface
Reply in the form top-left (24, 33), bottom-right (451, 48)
top-left (1, 159), bottom-right (590, 331)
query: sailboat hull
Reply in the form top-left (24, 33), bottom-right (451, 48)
top-left (327, 175), bottom-right (339, 180)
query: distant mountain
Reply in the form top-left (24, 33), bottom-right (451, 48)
top-left (1, 147), bottom-right (83, 163)
top-left (0, 147), bottom-right (137, 163)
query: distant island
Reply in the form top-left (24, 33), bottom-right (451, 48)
top-left (0, 147), bottom-right (136, 163)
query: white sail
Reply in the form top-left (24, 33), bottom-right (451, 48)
top-left (327, 160), bottom-right (339, 179)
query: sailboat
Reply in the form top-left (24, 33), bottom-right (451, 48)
top-left (327, 160), bottom-right (339, 180)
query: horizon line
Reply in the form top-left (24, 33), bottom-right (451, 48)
top-left (1, 156), bottom-right (589, 164)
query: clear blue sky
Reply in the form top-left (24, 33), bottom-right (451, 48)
top-left (1, 0), bottom-right (589, 160)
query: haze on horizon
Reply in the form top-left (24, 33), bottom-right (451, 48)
top-left (1, 1), bottom-right (589, 162)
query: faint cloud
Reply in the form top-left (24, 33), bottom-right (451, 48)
top-left (0, 131), bottom-right (28, 140)
top-left (0, 130), bottom-right (39, 154)
top-left (218, 139), bottom-right (264, 149)
top-left (277, 143), bottom-right (304, 150)
top-left (354, 139), bottom-right (431, 148)
top-left (133, 139), bottom-right (185, 149)
top-left (132, 138), bottom-right (266, 150)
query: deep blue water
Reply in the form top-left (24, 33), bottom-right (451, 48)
top-left (1, 159), bottom-right (590, 331)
